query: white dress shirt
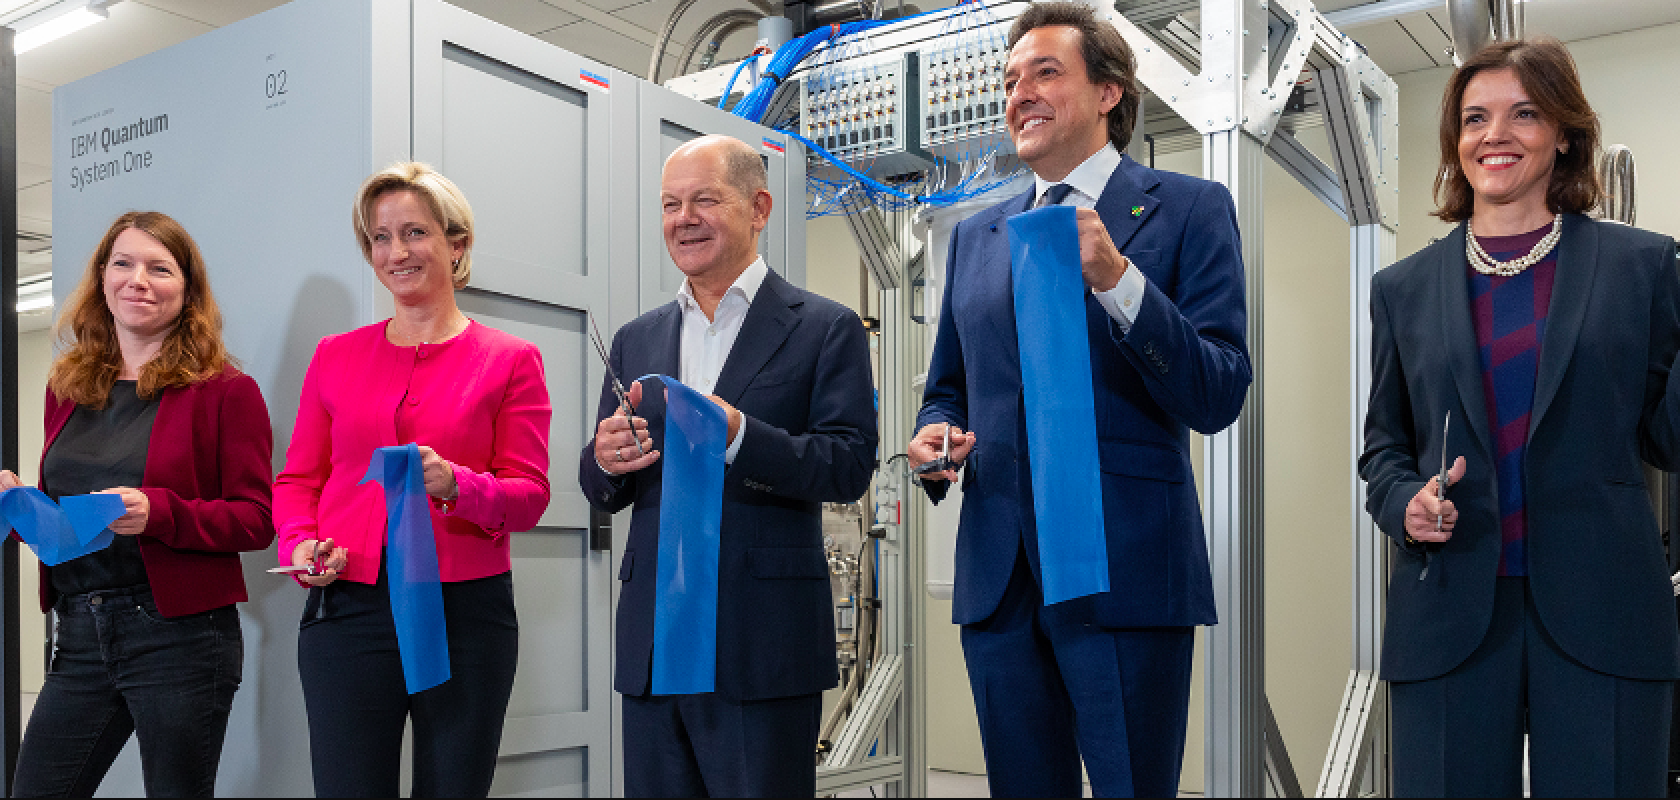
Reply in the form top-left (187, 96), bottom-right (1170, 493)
top-left (675, 256), bottom-right (769, 464)
top-left (1032, 143), bottom-right (1147, 332)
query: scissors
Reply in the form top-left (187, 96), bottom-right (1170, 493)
top-left (588, 308), bottom-right (646, 457)
top-left (913, 423), bottom-right (962, 476)
top-left (267, 543), bottom-right (326, 576)
top-left (1420, 411), bottom-right (1451, 582)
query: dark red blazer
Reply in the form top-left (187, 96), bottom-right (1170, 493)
top-left (37, 368), bottom-right (276, 617)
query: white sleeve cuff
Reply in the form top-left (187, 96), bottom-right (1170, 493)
top-left (724, 416), bottom-right (746, 465)
top-left (1093, 261), bottom-right (1147, 333)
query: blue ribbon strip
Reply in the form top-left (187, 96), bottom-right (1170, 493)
top-left (1007, 205), bottom-right (1111, 604)
top-left (638, 374), bottom-right (728, 696)
top-left (0, 488), bottom-right (125, 567)
top-left (361, 444), bottom-right (451, 694)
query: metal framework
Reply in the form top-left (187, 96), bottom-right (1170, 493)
top-left (1108, 0), bottom-right (1399, 793)
top-left (669, 0), bottom-right (1403, 794)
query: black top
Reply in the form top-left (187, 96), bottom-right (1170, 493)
top-left (41, 380), bottom-right (157, 595)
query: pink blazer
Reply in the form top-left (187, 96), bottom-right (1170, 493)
top-left (274, 320), bottom-right (551, 583)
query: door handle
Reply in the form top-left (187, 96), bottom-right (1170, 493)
top-left (590, 508), bottom-right (613, 552)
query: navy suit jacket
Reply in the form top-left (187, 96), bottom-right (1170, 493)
top-left (918, 154), bottom-right (1251, 628)
top-left (580, 269), bottom-right (878, 701)
top-left (1362, 214), bottom-right (1680, 682)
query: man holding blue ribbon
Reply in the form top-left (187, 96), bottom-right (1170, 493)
top-left (912, 3), bottom-right (1251, 797)
top-left (580, 134), bottom-right (878, 798)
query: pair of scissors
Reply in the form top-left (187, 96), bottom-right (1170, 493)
top-left (587, 309), bottom-right (646, 457)
top-left (266, 543), bottom-right (327, 576)
top-left (913, 423), bottom-right (961, 476)
top-left (1420, 411), bottom-right (1451, 582)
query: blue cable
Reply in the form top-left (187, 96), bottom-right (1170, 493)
top-left (717, 56), bottom-right (757, 112)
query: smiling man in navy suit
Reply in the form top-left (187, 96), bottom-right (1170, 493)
top-left (580, 135), bottom-right (877, 797)
top-left (912, 3), bottom-right (1251, 796)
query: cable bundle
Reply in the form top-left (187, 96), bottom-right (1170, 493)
top-left (726, 1), bottom-right (1027, 215)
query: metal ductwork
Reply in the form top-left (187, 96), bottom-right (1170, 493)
top-left (1598, 145), bottom-right (1636, 226)
top-left (1447, 0), bottom-right (1524, 66)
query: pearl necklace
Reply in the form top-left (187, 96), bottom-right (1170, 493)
top-left (1467, 214), bottom-right (1563, 277)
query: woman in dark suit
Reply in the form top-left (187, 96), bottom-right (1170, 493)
top-left (1361, 37), bottom-right (1680, 796)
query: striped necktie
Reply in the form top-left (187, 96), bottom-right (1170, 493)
top-left (1039, 182), bottom-right (1075, 208)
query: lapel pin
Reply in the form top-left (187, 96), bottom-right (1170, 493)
top-left (1131, 205), bottom-right (1145, 217)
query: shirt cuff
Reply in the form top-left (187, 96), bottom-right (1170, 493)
top-left (724, 414), bottom-right (746, 465)
top-left (1092, 261), bottom-right (1147, 333)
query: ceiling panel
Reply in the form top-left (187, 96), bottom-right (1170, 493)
top-left (16, 84), bottom-right (50, 168)
top-left (16, 1), bottom-right (211, 88)
top-left (558, 0), bottom-right (656, 13)
top-left (132, 0), bottom-right (290, 27)
top-left (537, 19), bottom-right (663, 75)
top-left (446, 0), bottom-right (578, 34)
top-left (1524, 0), bottom-right (1680, 46)
top-left (18, 182), bottom-right (50, 238)
top-left (1345, 18), bottom-right (1438, 75)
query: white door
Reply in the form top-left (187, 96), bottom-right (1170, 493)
top-left (412, 3), bottom-right (626, 795)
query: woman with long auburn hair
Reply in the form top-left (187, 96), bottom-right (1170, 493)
top-left (0, 211), bottom-right (275, 797)
top-left (1360, 37), bottom-right (1680, 796)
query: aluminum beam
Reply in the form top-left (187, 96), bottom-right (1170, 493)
top-left (1202, 127), bottom-right (1267, 799)
top-left (1267, 129), bottom-right (1348, 222)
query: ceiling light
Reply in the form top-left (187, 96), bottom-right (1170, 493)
top-left (11, 1), bottom-right (116, 55)
top-left (16, 294), bottom-right (50, 313)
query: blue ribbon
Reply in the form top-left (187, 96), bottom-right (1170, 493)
top-left (1008, 205), bottom-right (1111, 604)
top-left (639, 374), bottom-right (728, 696)
top-left (361, 444), bottom-right (451, 694)
top-left (0, 488), bottom-right (126, 567)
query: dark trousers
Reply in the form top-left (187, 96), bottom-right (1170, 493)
top-left (621, 690), bottom-right (822, 797)
top-left (298, 566), bottom-right (518, 798)
top-left (12, 587), bottom-right (242, 798)
top-left (1393, 577), bottom-right (1672, 797)
top-left (960, 551), bottom-right (1194, 798)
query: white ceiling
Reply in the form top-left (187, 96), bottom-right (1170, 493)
top-left (10, 0), bottom-right (1680, 277)
top-left (1321, 0), bottom-right (1680, 75)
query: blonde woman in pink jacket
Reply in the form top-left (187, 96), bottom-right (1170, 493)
top-left (274, 163), bottom-right (551, 798)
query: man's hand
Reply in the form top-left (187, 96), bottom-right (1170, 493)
top-left (0, 471), bottom-right (21, 490)
top-left (1076, 208), bottom-right (1131, 292)
top-left (594, 380), bottom-right (659, 476)
top-left (1405, 456), bottom-right (1467, 543)
top-left (706, 395), bottom-right (743, 443)
top-left (909, 422), bottom-right (975, 483)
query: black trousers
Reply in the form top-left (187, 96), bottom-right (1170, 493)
top-left (1393, 577), bottom-right (1673, 797)
top-left (12, 587), bottom-right (242, 798)
top-left (621, 690), bottom-right (822, 797)
top-left (298, 565), bottom-right (518, 798)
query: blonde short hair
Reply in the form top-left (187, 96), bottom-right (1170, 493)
top-left (352, 162), bottom-right (475, 288)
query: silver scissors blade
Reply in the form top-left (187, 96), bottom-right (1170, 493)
top-left (1438, 412), bottom-right (1451, 485)
top-left (1436, 411), bottom-right (1451, 529)
top-left (586, 309), bottom-right (646, 455)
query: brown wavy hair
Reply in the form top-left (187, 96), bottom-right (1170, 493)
top-left (1433, 37), bottom-right (1602, 222)
top-left (48, 211), bottom-right (233, 408)
top-left (1007, 1), bottom-right (1142, 153)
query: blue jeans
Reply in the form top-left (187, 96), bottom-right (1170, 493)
top-left (11, 587), bottom-right (242, 798)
